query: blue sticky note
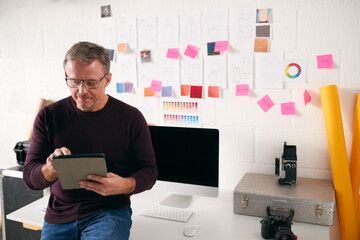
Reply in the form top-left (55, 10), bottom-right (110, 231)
top-left (116, 83), bottom-right (125, 93)
top-left (161, 86), bottom-right (172, 97)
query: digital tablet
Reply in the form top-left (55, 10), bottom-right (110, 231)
top-left (52, 153), bottom-right (107, 190)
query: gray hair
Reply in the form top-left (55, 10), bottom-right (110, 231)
top-left (63, 41), bottom-right (110, 74)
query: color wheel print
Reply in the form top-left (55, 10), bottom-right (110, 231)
top-left (285, 63), bottom-right (301, 79)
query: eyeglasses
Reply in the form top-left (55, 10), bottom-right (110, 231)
top-left (65, 73), bottom-right (108, 89)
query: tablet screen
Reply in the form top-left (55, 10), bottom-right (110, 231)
top-left (52, 153), bottom-right (107, 190)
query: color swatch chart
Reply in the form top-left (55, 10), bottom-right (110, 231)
top-left (162, 101), bottom-right (200, 127)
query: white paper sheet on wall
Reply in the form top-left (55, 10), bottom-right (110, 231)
top-left (138, 63), bottom-right (156, 88)
top-left (204, 8), bottom-right (228, 43)
top-left (230, 6), bottom-right (256, 46)
top-left (138, 50), bottom-right (157, 88)
top-left (283, 59), bottom-right (307, 86)
top-left (117, 16), bottom-right (137, 50)
top-left (256, 51), bottom-right (284, 89)
top-left (117, 55), bottom-right (137, 87)
top-left (204, 54), bottom-right (227, 89)
top-left (228, 52), bottom-right (254, 89)
top-left (181, 56), bottom-right (203, 86)
top-left (180, 11), bottom-right (202, 51)
top-left (158, 55), bottom-right (180, 87)
top-left (158, 13), bottom-right (179, 49)
top-left (139, 96), bottom-right (159, 125)
top-left (98, 17), bottom-right (117, 51)
top-left (138, 16), bottom-right (157, 50)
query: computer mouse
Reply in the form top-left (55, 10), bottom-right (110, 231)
top-left (183, 224), bottom-right (200, 237)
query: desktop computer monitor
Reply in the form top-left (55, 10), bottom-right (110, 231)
top-left (148, 126), bottom-right (219, 208)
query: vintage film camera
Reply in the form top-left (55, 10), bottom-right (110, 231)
top-left (260, 206), bottom-right (297, 240)
top-left (275, 142), bottom-right (297, 185)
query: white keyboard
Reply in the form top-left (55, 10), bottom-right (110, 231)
top-left (140, 205), bottom-right (193, 222)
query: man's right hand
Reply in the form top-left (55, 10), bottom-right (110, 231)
top-left (41, 147), bottom-right (71, 183)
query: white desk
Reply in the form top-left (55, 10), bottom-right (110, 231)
top-left (6, 195), bottom-right (48, 229)
top-left (7, 189), bottom-right (329, 239)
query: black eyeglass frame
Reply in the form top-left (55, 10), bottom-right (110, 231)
top-left (65, 73), bottom-right (108, 89)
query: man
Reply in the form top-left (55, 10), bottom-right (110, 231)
top-left (23, 41), bottom-right (158, 240)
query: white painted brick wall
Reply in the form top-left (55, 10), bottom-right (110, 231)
top-left (0, 0), bottom-right (359, 192)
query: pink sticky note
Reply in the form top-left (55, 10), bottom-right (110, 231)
top-left (149, 80), bottom-right (162, 92)
top-left (214, 41), bottom-right (228, 52)
top-left (167, 48), bottom-right (179, 59)
top-left (236, 84), bottom-right (249, 96)
top-left (317, 54), bottom-right (333, 69)
top-left (184, 44), bottom-right (199, 59)
top-left (208, 86), bottom-right (220, 98)
top-left (304, 89), bottom-right (311, 106)
top-left (281, 102), bottom-right (296, 115)
top-left (257, 95), bottom-right (275, 112)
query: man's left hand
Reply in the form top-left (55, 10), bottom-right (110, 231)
top-left (79, 173), bottom-right (136, 196)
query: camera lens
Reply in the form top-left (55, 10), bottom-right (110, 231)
top-left (274, 228), bottom-right (296, 240)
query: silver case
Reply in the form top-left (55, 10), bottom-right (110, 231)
top-left (233, 173), bottom-right (335, 226)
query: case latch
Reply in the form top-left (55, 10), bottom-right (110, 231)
top-left (315, 205), bottom-right (323, 217)
top-left (242, 196), bottom-right (249, 208)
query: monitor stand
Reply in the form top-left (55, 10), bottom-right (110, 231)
top-left (160, 194), bottom-right (193, 208)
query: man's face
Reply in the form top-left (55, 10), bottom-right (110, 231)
top-left (64, 60), bottom-right (111, 112)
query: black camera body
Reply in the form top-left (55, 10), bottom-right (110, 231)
top-left (260, 207), bottom-right (297, 240)
top-left (275, 142), bottom-right (297, 185)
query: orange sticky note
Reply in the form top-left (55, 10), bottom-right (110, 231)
top-left (254, 38), bottom-right (269, 52)
top-left (181, 85), bottom-right (190, 96)
top-left (208, 86), bottom-right (220, 98)
top-left (117, 43), bottom-right (127, 53)
top-left (144, 87), bottom-right (155, 97)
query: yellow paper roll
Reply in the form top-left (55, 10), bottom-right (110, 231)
top-left (320, 85), bottom-right (359, 240)
top-left (350, 94), bottom-right (360, 234)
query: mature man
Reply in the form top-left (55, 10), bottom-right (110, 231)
top-left (23, 41), bottom-right (158, 240)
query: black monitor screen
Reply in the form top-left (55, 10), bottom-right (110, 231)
top-left (148, 126), bottom-right (219, 188)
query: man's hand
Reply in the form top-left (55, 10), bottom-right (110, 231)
top-left (41, 147), bottom-right (71, 183)
top-left (79, 173), bottom-right (136, 196)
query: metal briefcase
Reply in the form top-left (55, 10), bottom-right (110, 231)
top-left (233, 173), bottom-right (335, 226)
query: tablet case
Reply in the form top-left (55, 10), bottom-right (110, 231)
top-left (233, 173), bottom-right (335, 226)
top-left (52, 153), bottom-right (107, 190)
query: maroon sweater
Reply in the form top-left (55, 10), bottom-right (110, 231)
top-left (23, 95), bottom-right (157, 224)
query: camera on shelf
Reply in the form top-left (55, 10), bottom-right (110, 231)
top-left (275, 142), bottom-right (297, 185)
top-left (260, 206), bottom-right (297, 240)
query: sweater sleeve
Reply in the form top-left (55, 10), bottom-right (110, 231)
top-left (128, 110), bottom-right (158, 194)
top-left (23, 108), bottom-right (54, 190)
